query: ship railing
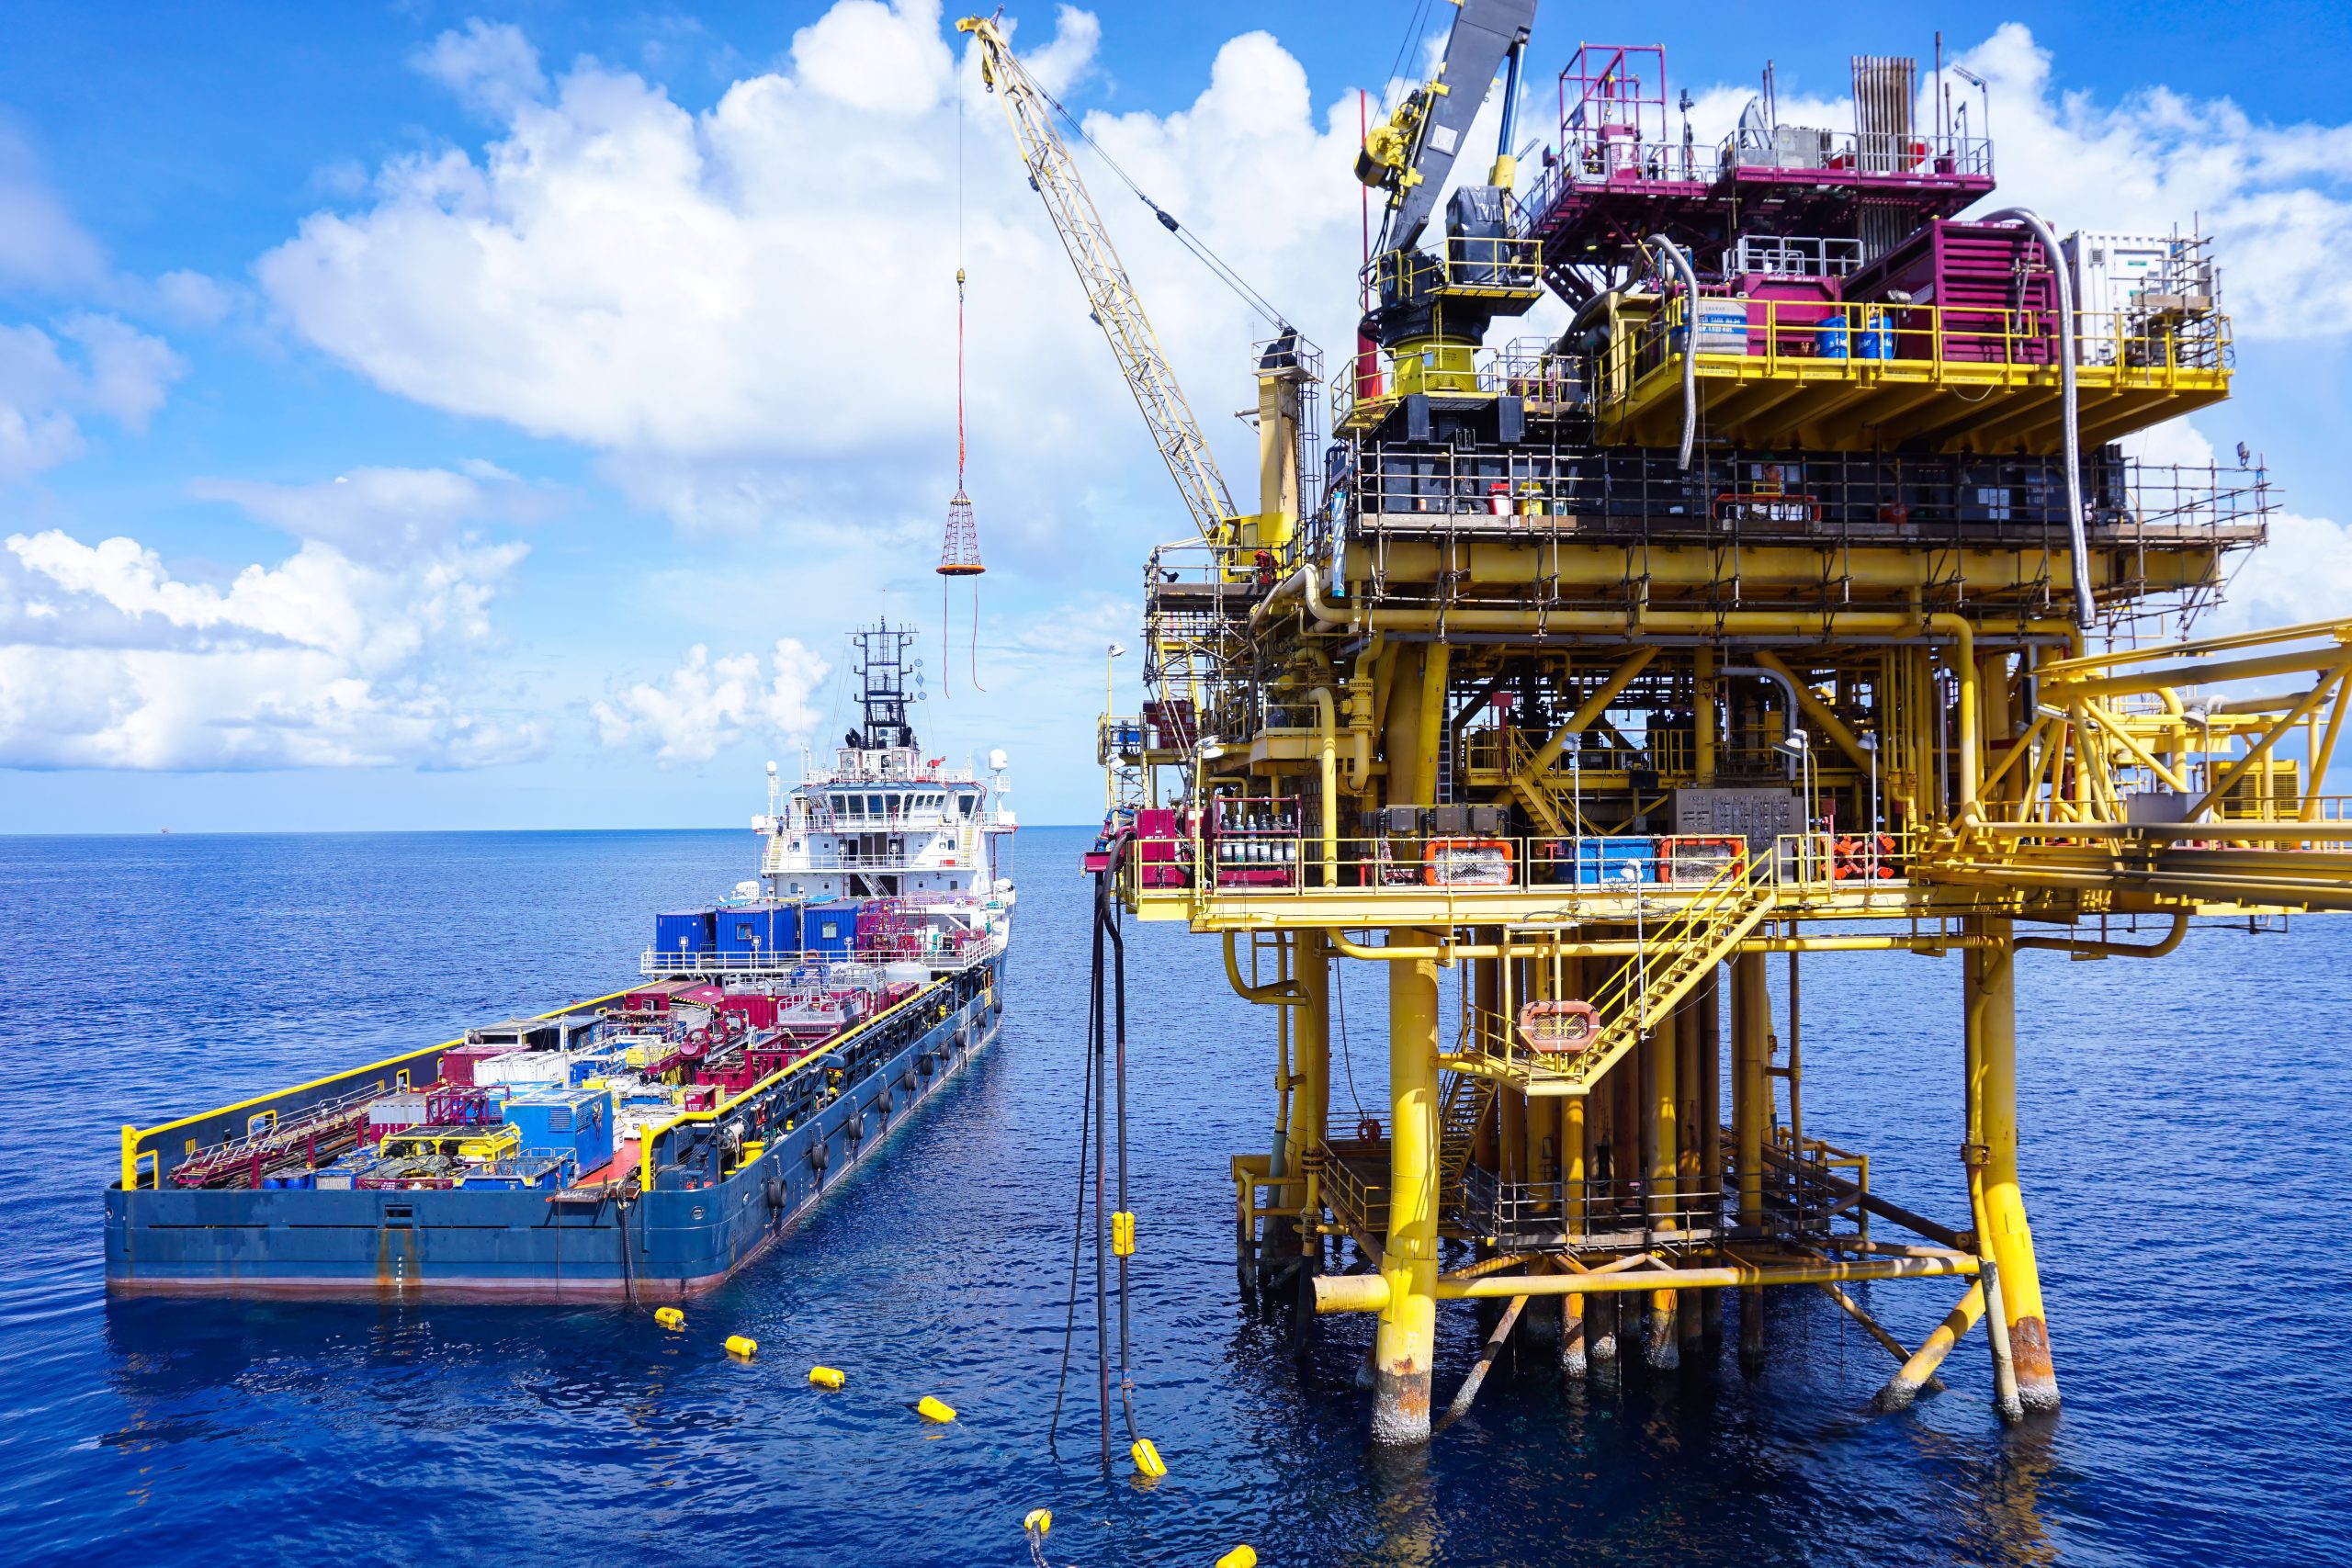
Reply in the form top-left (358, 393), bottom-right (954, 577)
top-left (639, 942), bottom-right (992, 978)
top-left (116, 986), bottom-right (643, 1191)
top-left (1130, 830), bottom-right (1912, 900)
top-left (638, 966), bottom-right (975, 1192)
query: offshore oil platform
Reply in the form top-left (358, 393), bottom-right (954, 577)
top-left (968, 4), bottom-right (2351, 1444)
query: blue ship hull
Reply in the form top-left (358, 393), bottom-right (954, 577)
top-left (105, 954), bottom-right (1005, 1300)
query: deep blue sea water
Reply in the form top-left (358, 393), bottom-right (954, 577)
top-left (1, 825), bottom-right (2346, 1566)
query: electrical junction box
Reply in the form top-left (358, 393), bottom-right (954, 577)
top-left (1671, 787), bottom-right (1801, 853)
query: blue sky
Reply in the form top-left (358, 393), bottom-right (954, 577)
top-left (3, 1), bottom-right (2349, 831)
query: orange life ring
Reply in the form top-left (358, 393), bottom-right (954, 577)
top-left (1354, 1116), bottom-right (1382, 1143)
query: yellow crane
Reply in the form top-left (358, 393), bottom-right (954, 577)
top-left (958, 14), bottom-right (1238, 550)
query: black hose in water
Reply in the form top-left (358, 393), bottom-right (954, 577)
top-left (1046, 897), bottom-right (1098, 1452)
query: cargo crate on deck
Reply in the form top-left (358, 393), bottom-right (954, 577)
top-left (505, 1087), bottom-right (616, 1173)
top-left (1572, 837), bottom-right (1657, 885)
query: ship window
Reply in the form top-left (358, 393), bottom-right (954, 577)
top-left (869, 794), bottom-right (886, 816)
top-left (960, 795), bottom-right (978, 816)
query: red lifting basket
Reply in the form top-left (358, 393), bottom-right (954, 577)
top-left (1519, 999), bottom-right (1602, 1055)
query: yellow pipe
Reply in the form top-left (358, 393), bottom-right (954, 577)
top-left (2037, 613), bottom-right (2352, 675)
top-left (2303, 675), bottom-right (2350, 822)
top-left (1416, 643), bottom-right (1452, 805)
top-left (2048, 644), bottom-right (2352, 703)
top-left (2015, 911), bottom-right (2188, 958)
top-left (1329, 931), bottom-right (1994, 963)
top-left (1752, 649), bottom-right (1876, 778)
top-left (1308, 688), bottom-right (1340, 886)
top-left (1875, 1280), bottom-right (1987, 1411)
top-left (1339, 540), bottom-right (2209, 593)
top-left (2187, 669), bottom-right (2344, 819)
top-left (2079, 699), bottom-right (2189, 792)
top-left (1316, 1252), bottom-right (1976, 1313)
top-left (1224, 931), bottom-right (1303, 1005)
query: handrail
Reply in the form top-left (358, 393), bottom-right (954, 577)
top-left (637, 974), bottom-right (956, 1191)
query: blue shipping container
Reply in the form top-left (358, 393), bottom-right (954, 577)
top-left (1576, 837), bottom-right (1658, 886)
top-left (716, 902), bottom-right (797, 957)
top-left (505, 1088), bottom-right (616, 1173)
top-left (803, 899), bottom-right (861, 956)
top-left (654, 908), bottom-right (716, 957)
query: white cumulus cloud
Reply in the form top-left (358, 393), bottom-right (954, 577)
top-left (0, 468), bottom-right (541, 770)
top-left (593, 639), bottom-right (831, 764)
top-left (0, 314), bottom-right (185, 482)
top-left (411, 18), bottom-right (548, 118)
top-left (255, 1), bottom-right (1367, 558)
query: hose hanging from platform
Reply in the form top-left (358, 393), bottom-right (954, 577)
top-left (1048, 862), bottom-right (1147, 1465)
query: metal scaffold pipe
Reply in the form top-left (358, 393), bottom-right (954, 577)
top-left (1314, 1253), bottom-right (1978, 1314)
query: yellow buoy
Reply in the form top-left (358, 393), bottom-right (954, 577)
top-left (724, 1335), bottom-right (758, 1358)
top-left (808, 1365), bottom-right (846, 1389)
top-left (916, 1395), bottom-right (957, 1423)
top-left (1130, 1437), bottom-right (1167, 1477)
top-left (1023, 1508), bottom-right (1052, 1537)
top-left (653, 1306), bottom-right (684, 1330)
top-left (1215, 1549), bottom-right (1258, 1568)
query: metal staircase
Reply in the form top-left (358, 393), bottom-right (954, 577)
top-left (1437, 1068), bottom-right (1495, 1191)
top-left (1543, 860), bottom-right (1776, 1096)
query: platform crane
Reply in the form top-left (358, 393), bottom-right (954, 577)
top-left (958, 14), bottom-right (1240, 553)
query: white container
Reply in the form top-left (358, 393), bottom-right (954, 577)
top-left (475, 1051), bottom-right (570, 1088)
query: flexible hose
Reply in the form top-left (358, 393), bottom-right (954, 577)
top-left (1645, 234), bottom-right (1702, 470)
top-left (1978, 206), bottom-right (2092, 626)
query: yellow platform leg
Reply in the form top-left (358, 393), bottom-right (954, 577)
top-left (1967, 916), bottom-right (2058, 1414)
top-left (1644, 998), bottom-right (1680, 1369)
top-left (1734, 950), bottom-right (1770, 1373)
top-left (1374, 938), bottom-right (1442, 1444)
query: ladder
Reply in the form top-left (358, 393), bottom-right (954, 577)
top-left (1545, 859), bottom-right (1776, 1095)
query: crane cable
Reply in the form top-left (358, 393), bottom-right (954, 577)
top-left (1017, 64), bottom-right (1293, 333)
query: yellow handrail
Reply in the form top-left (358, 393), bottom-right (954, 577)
top-left (635, 976), bottom-right (955, 1191)
top-left (119, 985), bottom-right (640, 1191)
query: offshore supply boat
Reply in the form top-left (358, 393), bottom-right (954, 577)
top-left (106, 620), bottom-right (1015, 1299)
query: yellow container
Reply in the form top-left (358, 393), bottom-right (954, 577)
top-left (808, 1365), bottom-right (846, 1389)
top-left (725, 1335), bottom-right (758, 1358)
top-left (1130, 1437), bottom-right (1166, 1477)
top-left (654, 1307), bottom-right (684, 1330)
top-left (916, 1395), bottom-right (956, 1424)
top-left (457, 1124), bottom-right (520, 1161)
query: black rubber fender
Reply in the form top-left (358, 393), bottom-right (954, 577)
top-left (808, 1139), bottom-right (830, 1175)
top-left (763, 1176), bottom-right (786, 1211)
top-left (845, 1111), bottom-right (866, 1144)
top-left (899, 1068), bottom-right (918, 1094)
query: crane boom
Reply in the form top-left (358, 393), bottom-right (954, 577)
top-left (958, 16), bottom-right (1237, 547)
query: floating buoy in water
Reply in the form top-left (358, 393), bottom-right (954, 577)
top-left (916, 1395), bottom-right (957, 1423)
top-left (1216, 1548), bottom-right (1258, 1568)
top-left (654, 1306), bottom-right (684, 1330)
top-left (1131, 1437), bottom-right (1167, 1477)
top-left (808, 1366), bottom-right (845, 1389)
top-left (724, 1334), bottom-right (758, 1358)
